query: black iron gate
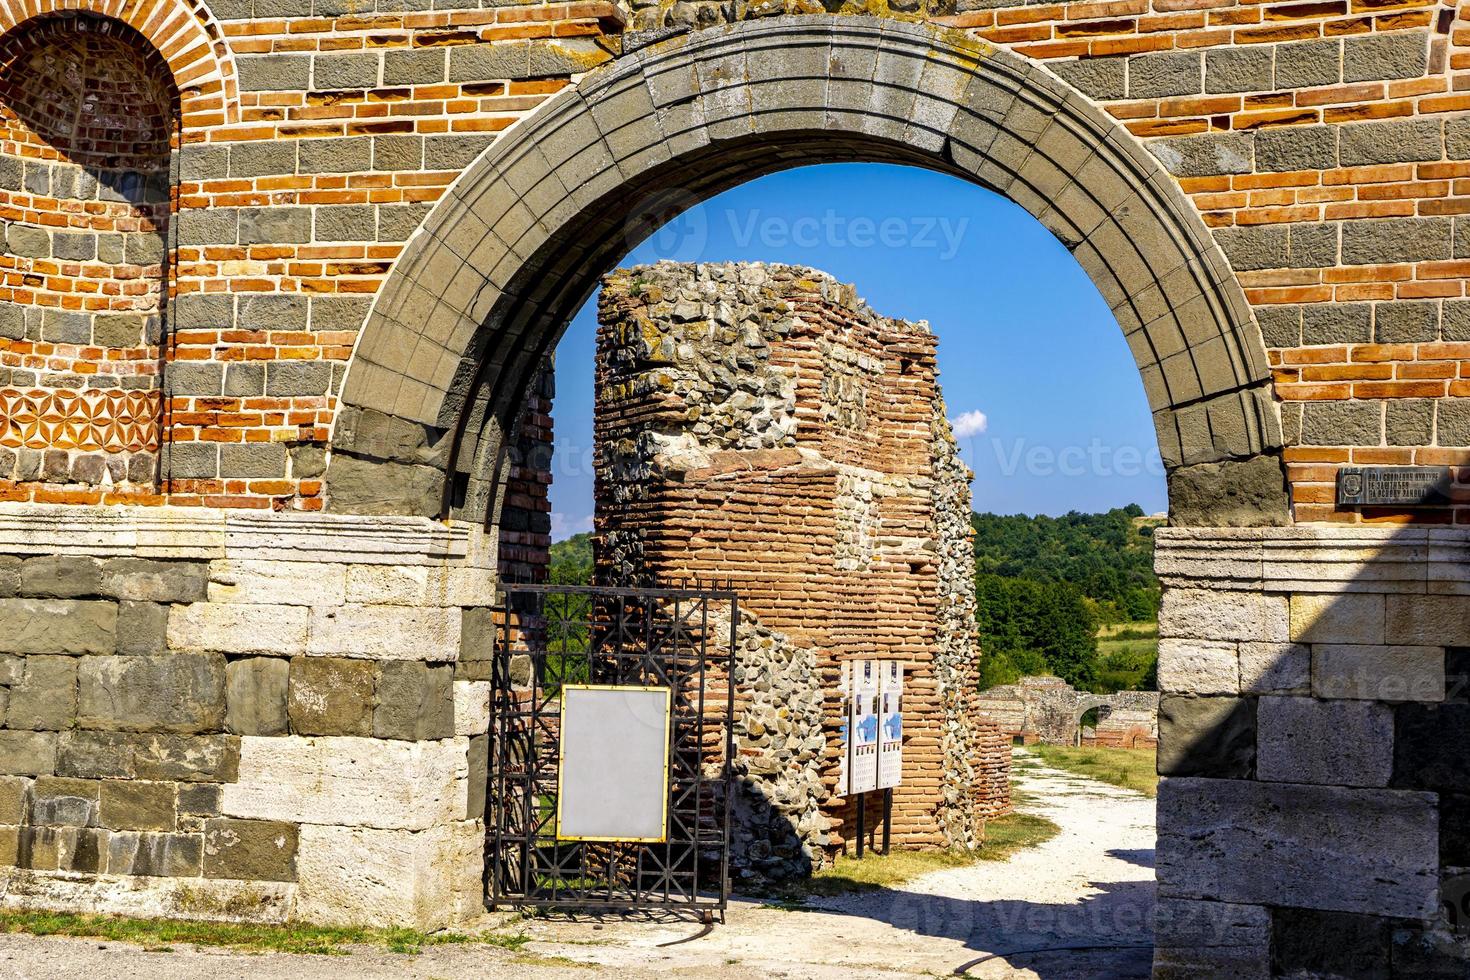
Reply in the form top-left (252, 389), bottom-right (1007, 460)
top-left (485, 581), bottom-right (737, 917)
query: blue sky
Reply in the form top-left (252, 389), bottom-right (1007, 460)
top-left (547, 163), bottom-right (1166, 540)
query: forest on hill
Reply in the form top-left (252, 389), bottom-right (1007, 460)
top-left (547, 504), bottom-right (1161, 695)
top-left (972, 505), bottom-right (1161, 693)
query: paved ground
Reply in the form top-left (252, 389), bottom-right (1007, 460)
top-left (0, 750), bottom-right (1156, 980)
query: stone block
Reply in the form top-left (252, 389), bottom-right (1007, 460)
top-left (306, 605), bottom-right (460, 660)
top-left (178, 783), bottom-right (221, 818)
top-left (314, 205), bottom-right (376, 243)
top-left (237, 54), bottom-right (310, 92)
top-left (1205, 47), bottom-right (1273, 95)
top-left (219, 443), bottom-right (288, 479)
top-left (1150, 132), bottom-right (1253, 177)
top-left (226, 657), bottom-right (290, 736)
top-left (1255, 125), bottom-right (1335, 173)
top-left (1160, 589), bottom-right (1288, 643)
top-left (8, 656), bottom-right (77, 731)
top-left (453, 680), bottom-right (491, 737)
top-left (77, 655), bottom-right (227, 734)
top-left (374, 662), bottom-right (454, 741)
top-left (55, 731), bottom-right (134, 780)
top-left (1167, 456), bottom-right (1289, 528)
top-left (100, 559), bottom-right (208, 603)
top-left (1274, 39), bottom-right (1341, 89)
top-left (1257, 695), bottom-right (1393, 787)
top-left (1343, 31), bottom-right (1429, 83)
top-left (1271, 907), bottom-right (1392, 978)
top-left (106, 831), bottom-right (203, 877)
top-left (466, 734), bottom-right (487, 822)
top-left (1393, 702), bottom-right (1470, 792)
top-left (203, 818), bottom-right (298, 882)
top-left (1157, 695), bottom-right (1256, 778)
top-left (1341, 216), bottom-right (1451, 265)
top-left (238, 207), bottom-right (311, 245)
top-left (20, 555), bottom-right (101, 598)
top-left (383, 49), bottom-right (446, 87)
top-left (288, 657), bottom-right (376, 737)
top-left (1158, 639), bottom-right (1239, 695)
top-left (99, 781), bottom-right (177, 832)
top-left (1157, 776), bottom-right (1438, 917)
top-left (221, 735), bottom-right (468, 831)
top-left (1387, 397), bottom-right (1436, 446)
top-left (1154, 897), bottom-right (1270, 979)
top-left (1290, 593), bottom-right (1385, 644)
top-left (1299, 398), bottom-right (1381, 445)
top-left (1238, 641), bottom-right (1309, 694)
top-left (19, 826), bottom-right (106, 874)
top-left (166, 601), bottom-right (309, 656)
top-left (1128, 51), bottom-right (1202, 99)
top-left (229, 142), bottom-right (296, 179)
top-left (265, 362), bottom-right (331, 398)
top-left (1340, 118), bottom-right (1443, 167)
top-left (313, 53), bottom-right (379, 91)
top-left (295, 823), bottom-right (455, 930)
top-left (30, 776), bottom-right (99, 828)
top-left (0, 776), bottom-right (25, 824)
top-left (238, 294), bottom-right (308, 332)
top-left (116, 601), bottom-right (168, 656)
top-left (1387, 594), bottom-right (1470, 646)
top-left (132, 734), bottom-right (239, 783)
top-left (205, 560), bottom-right (346, 607)
top-left (1312, 644), bottom-right (1444, 702)
top-left (299, 137), bottom-right (372, 176)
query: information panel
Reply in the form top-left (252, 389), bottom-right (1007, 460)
top-left (557, 685), bottom-right (671, 843)
top-left (849, 661), bottom-right (880, 795)
top-left (877, 661), bottom-right (904, 790)
top-left (836, 659), bottom-right (904, 797)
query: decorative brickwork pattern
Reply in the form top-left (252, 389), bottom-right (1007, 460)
top-left (594, 262), bottom-right (1008, 871)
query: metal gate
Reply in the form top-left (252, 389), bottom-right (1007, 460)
top-left (485, 581), bottom-right (737, 917)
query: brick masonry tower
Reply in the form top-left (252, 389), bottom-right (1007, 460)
top-left (593, 261), bottom-right (1011, 880)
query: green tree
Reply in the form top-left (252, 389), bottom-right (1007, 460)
top-left (974, 573), bottom-right (1100, 689)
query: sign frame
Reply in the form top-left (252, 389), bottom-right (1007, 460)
top-left (555, 683), bottom-right (673, 844)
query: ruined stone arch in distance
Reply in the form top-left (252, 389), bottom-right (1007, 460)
top-left (329, 16), bottom-right (1289, 528)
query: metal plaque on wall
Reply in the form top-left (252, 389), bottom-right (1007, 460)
top-left (1336, 466), bottom-right (1454, 508)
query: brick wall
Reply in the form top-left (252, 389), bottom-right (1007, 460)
top-left (593, 262), bottom-right (1008, 870)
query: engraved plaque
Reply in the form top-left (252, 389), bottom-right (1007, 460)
top-left (1336, 466), bottom-right (1453, 507)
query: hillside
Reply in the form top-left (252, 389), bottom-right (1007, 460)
top-left (971, 505), bottom-right (1161, 693)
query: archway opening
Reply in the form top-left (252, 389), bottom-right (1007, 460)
top-left (0, 12), bottom-right (178, 495)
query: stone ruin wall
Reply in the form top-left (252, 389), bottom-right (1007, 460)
top-left (977, 675), bottom-right (1161, 748)
top-left (593, 261), bottom-right (1010, 881)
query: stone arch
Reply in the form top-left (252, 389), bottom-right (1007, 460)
top-left (329, 16), bottom-right (1285, 525)
top-left (0, 11), bottom-right (180, 490)
top-left (0, 0), bottom-right (238, 128)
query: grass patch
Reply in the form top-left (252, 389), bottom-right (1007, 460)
top-left (1032, 745), bottom-right (1158, 798)
top-left (978, 812), bottom-right (1061, 861)
top-left (0, 909), bottom-right (531, 957)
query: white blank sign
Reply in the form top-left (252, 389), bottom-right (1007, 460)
top-left (557, 686), bottom-right (671, 842)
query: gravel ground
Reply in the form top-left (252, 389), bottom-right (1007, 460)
top-left (0, 749), bottom-right (1155, 980)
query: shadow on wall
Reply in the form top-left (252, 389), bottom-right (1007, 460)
top-left (1152, 522), bottom-right (1470, 977)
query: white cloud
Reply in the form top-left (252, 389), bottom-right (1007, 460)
top-left (951, 410), bottom-right (988, 439)
top-left (551, 512), bottom-right (594, 540)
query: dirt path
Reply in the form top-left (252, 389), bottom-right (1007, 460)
top-left (0, 750), bottom-right (1155, 980)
